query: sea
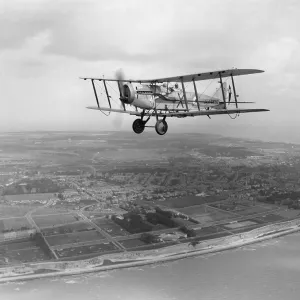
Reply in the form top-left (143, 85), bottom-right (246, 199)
top-left (1, 232), bottom-right (300, 300)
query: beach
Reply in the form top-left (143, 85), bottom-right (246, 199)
top-left (1, 231), bottom-right (300, 300)
top-left (1, 218), bottom-right (300, 283)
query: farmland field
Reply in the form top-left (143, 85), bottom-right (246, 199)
top-left (257, 213), bottom-right (285, 223)
top-left (0, 220), bottom-right (4, 231)
top-left (209, 202), bottom-right (250, 212)
top-left (119, 238), bottom-right (146, 248)
top-left (98, 224), bottom-right (130, 237)
top-left (229, 224), bottom-right (263, 234)
top-left (234, 205), bottom-right (272, 216)
top-left (194, 226), bottom-right (220, 236)
top-left (32, 207), bottom-right (70, 216)
top-left (3, 193), bottom-right (54, 201)
top-left (33, 213), bottom-right (80, 227)
top-left (274, 209), bottom-right (300, 219)
top-left (46, 230), bottom-right (106, 246)
top-left (42, 222), bottom-right (95, 236)
top-left (55, 242), bottom-right (117, 258)
top-left (128, 241), bottom-right (178, 251)
top-left (1, 240), bottom-right (37, 251)
top-left (193, 231), bottom-right (232, 242)
top-left (222, 220), bottom-right (258, 229)
top-left (177, 205), bottom-right (238, 224)
top-left (205, 209), bottom-right (238, 221)
top-left (92, 218), bottom-right (130, 237)
top-left (177, 205), bottom-right (209, 216)
top-left (83, 211), bottom-right (111, 219)
top-left (0, 204), bottom-right (36, 217)
top-left (91, 217), bottom-right (115, 226)
top-left (162, 195), bottom-right (227, 208)
top-left (4, 248), bottom-right (49, 263)
top-left (1, 217), bottom-right (32, 231)
top-left (192, 209), bottom-right (238, 224)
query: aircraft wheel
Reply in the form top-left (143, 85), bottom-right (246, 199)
top-left (132, 119), bottom-right (145, 134)
top-left (155, 120), bottom-right (168, 135)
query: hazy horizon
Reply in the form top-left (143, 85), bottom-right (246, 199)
top-left (1, 0), bottom-right (299, 143)
top-left (1, 130), bottom-right (299, 146)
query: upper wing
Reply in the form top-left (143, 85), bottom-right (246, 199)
top-left (141, 68), bottom-right (264, 83)
top-left (81, 68), bottom-right (264, 83)
top-left (87, 106), bottom-right (269, 117)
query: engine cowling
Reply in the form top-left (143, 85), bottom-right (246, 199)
top-left (120, 83), bottom-right (136, 104)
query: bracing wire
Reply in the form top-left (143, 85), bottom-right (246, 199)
top-left (210, 77), bottom-right (230, 99)
top-left (94, 80), bottom-right (110, 116)
top-left (106, 81), bottom-right (121, 106)
top-left (200, 79), bottom-right (214, 99)
top-left (227, 112), bottom-right (239, 119)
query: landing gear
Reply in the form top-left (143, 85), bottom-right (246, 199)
top-left (155, 119), bottom-right (168, 135)
top-left (132, 110), bottom-right (168, 135)
top-left (132, 119), bottom-right (145, 134)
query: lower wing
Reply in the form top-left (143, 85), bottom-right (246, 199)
top-left (86, 106), bottom-right (269, 117)
top-left (164, 108), bottom-right (269, 117)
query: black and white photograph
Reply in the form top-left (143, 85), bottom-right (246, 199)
top-left (0, 0), bottom-right (300, 299)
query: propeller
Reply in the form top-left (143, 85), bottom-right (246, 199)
top-left (116, 69), bottom-right (125, 100)
top-left (113, 69), bottom-right (126, 130)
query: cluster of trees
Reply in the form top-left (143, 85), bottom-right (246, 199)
top-left (112, 213), bottom-right (152, 234)
top-left (155, 207), bottom-right (174, 217)
top-left (169, 179), bottom-right (181, 186)
top-left (57, 193), bottom-right (65, 200)
top-left (258, 191), bottom-right (300, 209)
top-left (155, 207), bottom-right (199, 224)
top-left (259, 191), bottom-right (300, 200)
top-left (179, 226), bottom-right (196, 238)
top-left (140, 233), bottom-right (161, 244)
top-left (287, 201), bottom-right (300, 210)
top-left (277, 199), bottom-right (300, 209)
top-left (112, 207), bottom-right (200, 235)
top-left (146, 212), bottom-right (178, 228)
top-left (3, 178), bottom-right (62, 195)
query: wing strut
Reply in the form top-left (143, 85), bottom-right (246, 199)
top-left (91, 79), bottom-right (100, 109)
top-left (103, 80), bottom-right (112, 109)
top-left (192, 79), bottom-right (200, 111)
top-left (231, 74), bottom-right (238, 109)
top-left (180, 78), bottom-right (189, 111)
top-left (219, 72), bottom-right (227, 109)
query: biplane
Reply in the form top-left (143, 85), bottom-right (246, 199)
top-left (81, 68), bottom-right (269, 135)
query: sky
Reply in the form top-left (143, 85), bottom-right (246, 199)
top-left (0, 0), bottom-right (299, 143)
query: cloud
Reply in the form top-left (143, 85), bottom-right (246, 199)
top-left (0, 0), bottom-right (57, 49)
top-left (0, 0), bottom-right (299, 143)
top-left (1, 0), bottom-right (297, 69)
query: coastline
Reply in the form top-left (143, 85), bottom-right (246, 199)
top-left (1, 219), bottom-right (300, 283)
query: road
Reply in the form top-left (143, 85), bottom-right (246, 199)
top-left (77, 211), bottom-right (126, 251)
top-left (25, 199), bottom-right (59, 259)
